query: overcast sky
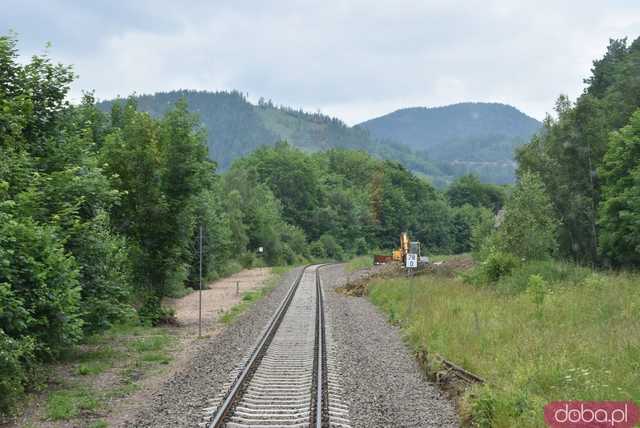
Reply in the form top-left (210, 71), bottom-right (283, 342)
top-left (3, 1), bottom-right (640, 124)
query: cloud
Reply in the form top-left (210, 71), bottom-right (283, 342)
top-left (2, 0), bottom-right (639, 124)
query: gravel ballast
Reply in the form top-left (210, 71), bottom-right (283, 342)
top-left (128, 267), bottom-right (303, 427)
top-left (320, 264), bottom-right (460, 427)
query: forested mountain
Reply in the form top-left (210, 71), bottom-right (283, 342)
top-left (98, 93), bottom-right (536, 185)
top-left (359, 103), bottom-right (542, 183)
top-left (98, 91), bottom-right (443, 182)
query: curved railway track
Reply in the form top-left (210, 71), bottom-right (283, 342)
top-left (204, 265), bottom-right (350, 428)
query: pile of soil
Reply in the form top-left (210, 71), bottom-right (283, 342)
top-left (337, 262), bottom-right (403, 296)
top-left (419, 255), bottom-right (476, 278)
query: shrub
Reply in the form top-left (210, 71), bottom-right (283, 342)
top-left (481, 250), bottom-right (520, 283)
top-left (137, 296), bottom-right (175, 326)
top-left (354, 237), bottom-right (368, 255)
top-left (319, 234), bottom-right (344, 260)
top-left (527, 274), bottom-right (548, 313)
top-left (496, 260), bottom-right (591, 294)
top-left (71, 212), bottom-right (134, 334)
top-left (309, 240), bottom-right (326, 258)
top-left (0, 330), bottom-right (34, 414)
top-left (0, 214), bottom-right (82, 358)
top-left (470, 387), bottom-right (496, 428)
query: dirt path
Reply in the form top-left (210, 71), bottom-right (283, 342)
top-left (164, 267), bottom-right (272, 333)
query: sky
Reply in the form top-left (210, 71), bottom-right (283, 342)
top-left (3, 0), bottom-right (640, 125)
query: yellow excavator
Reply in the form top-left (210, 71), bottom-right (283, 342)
top-left (374, 232), bottom-right (421, 265)
top-left (392, 232), bottom-right (410, 263)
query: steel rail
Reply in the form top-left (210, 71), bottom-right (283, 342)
top-left (314, 266), bottom-right (328, 427)
top-left (208, 265), bottom-right (309, 427)
top-left (208, 264), bottom-right (329, 427)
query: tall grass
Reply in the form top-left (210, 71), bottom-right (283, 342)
top-left (368, 264), bottom-right (640, 427)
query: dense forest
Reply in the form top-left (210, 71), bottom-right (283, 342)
top-left (97, 91), bottom-right (447, 184)
top-left (515, 36), bottom-right (640, 267)
top-left (0, 35), bottom-right (504, 413)
top-left (97, 93), bottom-right (537, 186)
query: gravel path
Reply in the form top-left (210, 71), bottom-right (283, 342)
top-left (127, 267), bottom-right (303, 427)
top-left (164, 267), bottom-right (272, 332)
top-left (321, 264), bottom-right (460, 427)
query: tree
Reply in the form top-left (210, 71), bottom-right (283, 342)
top-left (101, 102), bottom-right (170, 296)
top-left (495, 172), bottom-right (558, 260)
top-left (446, 174), bottom-right (506, 212)
top-left (516, 37), bottom-right (640, 265)
top-left (449, 204), bottom-right (494, 254)
top-left (598, 109), bottom-right (640, 266)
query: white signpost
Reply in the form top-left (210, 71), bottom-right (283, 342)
top-left (406, 253), bottom-right (418, 268)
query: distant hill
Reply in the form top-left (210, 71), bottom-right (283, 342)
top-left (97, 93), bottom-right (539, 185)
top-left (97, 90), bottom-right (447, 183)
top-left (358, 103), bottom-right (542, 183)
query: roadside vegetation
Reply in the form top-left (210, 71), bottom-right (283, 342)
top-left (369, 266), bottom-right (640, 427)
top-left (27, 321), bottom-right (174, 426)
top-left (368, 37), bottom-right (640, 427)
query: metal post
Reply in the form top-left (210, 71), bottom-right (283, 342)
top-left (236, 281), bottom-right (239, 296)
top-left (198, 224), bottom-right (203, 338)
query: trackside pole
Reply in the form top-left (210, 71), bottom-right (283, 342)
top-left (199, 224), bottom-right (203, 338)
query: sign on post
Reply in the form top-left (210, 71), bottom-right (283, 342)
top-left (406, 253), bottom-right (418, 268)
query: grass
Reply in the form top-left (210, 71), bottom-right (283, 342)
top-left (46, 388), bottom-right (98, 420)
top-left (368, 262), bottom-right (640, 427)
top-left (220, 265), bottom-right (295, 324)
top-left (40, 322), bottom-right (175, 422)
top-left (346, 255), bottom-right (373, 272)
top-left (429, 253), bottom-right (470, 263)
top-left (76, 360), bottom-right (111, 376)
top-left (220, 288), bottom-right (269, 324)
top-left (139, 351), bottom-right (171, 364)
top-left (130, 335), bottom-right (171, 353)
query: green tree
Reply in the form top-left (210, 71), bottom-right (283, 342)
top-left (598, 109), bottom-right (640, 266)
top-left (101, 101), bottom-right (171, 296)
top-left (495, 172), bottom-right (559, 260)
top-left (516, 37), bottom-right (640, 265)
top-left (446, 174), bottom-right (506, 212)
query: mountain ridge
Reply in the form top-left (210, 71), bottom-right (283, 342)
top-left (97, 91), bottom-right (540, 185)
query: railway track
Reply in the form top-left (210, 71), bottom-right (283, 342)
top-left (203, 265), bottom-right (351, 428)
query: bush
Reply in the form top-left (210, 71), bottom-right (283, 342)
top-left (470, 387), bottom-right (496, 428)
top-left (481, 250), bottom-right (520, 283)
top-left (309, 240), bottom-right (326, 258)
top-left (137, 296), bottom-right (175, 326)
top-left (527, 274), bottom-right (548, 312)
top-left (0, 330), bottom-right (34, 414)
top-left (354, 237), bottom-right (368, 255)
top-left (319, 234), bottom-right (344, 260)
top-left (496, 260), bottom-right (591, 294)
top-left (71, 212), bottom-right (134, 334)
top-left (0, 214), bottom-right (82, 359)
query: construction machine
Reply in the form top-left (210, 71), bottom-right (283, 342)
top-left (374, 232), bottom-right (423, 265)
